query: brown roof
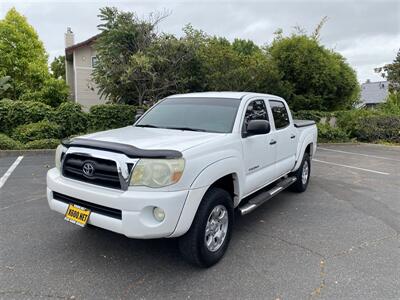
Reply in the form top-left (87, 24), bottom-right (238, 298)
top-left (65, 34), bottom-right (100, 54)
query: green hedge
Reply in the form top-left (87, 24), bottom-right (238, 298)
top-left (0, 133), bottom-right (23, 150)
top-left (24, 138), bottom-right (60, 149)
top-left (18, 78), bottom-right (69, 108)
top-left (0, 100), bottom-right (143, 149)
top-left (0, 99), bottom-right (53, 134)
top-left (50, 102), bottom-right (88, 137)
top-left (317, 123), bottom-right (349, 142)
top-left (12, 120), bottom-right (62, 143)
top-left (89, 104), bottom-right (136, 131)
top-left (335, 109), bottom-right (379, 136)
top-left (353, 115), bottom-right (400, 143)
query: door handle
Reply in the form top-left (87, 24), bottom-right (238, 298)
top-left (291, 134), bottom-right (296, 139)
top-left (269, 140), bottom-right (277, 145)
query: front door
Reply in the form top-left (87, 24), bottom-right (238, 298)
top-left (241, 99), bottom-right (277, 197)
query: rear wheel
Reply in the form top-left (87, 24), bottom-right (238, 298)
top-left (290, 152), bottom-right (311, 193)
top-left (178, 188), bottom-right (233, 267)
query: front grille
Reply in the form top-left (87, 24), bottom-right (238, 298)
top-left (62, 153), bottom-right (121, 189)
top-left (53, 192), bottom-right (122, 220)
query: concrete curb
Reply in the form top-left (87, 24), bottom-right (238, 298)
top-left (0, 149), bottom-right (55, 158)
top-left (318, 142), bottom-right (400, 147)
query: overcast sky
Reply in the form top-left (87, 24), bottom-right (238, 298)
top-left (1, 0), bottom-right (399, 83)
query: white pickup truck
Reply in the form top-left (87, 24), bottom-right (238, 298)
top-left (47, 92), bottom-right (317, 267)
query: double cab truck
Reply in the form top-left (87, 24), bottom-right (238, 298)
top-left (47, 92), bottom-right (317, 267)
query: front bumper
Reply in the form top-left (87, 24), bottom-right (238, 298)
top-left (47, 168), bottom-right (199, 239)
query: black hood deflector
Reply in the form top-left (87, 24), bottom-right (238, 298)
top-left (62, 138), bottom-right (182, 159)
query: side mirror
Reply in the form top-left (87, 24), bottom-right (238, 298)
top-left (134, 114), bottom-right (142, 123)
top-left (244, 120), bottom-right (270, 137)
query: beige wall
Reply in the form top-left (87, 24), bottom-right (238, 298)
top-left (75, 68), bottom-right (106, 110)
top-left (69, 45), bottom-right (106, 110)
top-left (65, 59), bottom-right (74, 100)
top-left (74, 46), bottom-right (96, 68)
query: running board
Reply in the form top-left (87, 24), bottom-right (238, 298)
top-left (238, 176), bottom-right (297, 215)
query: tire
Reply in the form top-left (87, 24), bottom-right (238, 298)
top-left (290, 152), bottom-right (311, 193)
top-left (178, 187), bottom-right (234, 268)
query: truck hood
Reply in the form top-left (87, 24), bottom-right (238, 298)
top-left (80, 126), bottom-right (224, 152)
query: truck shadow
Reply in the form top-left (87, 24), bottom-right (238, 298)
top-left (42, 190), bottom-right (303, 298)
top-left (58, 190), bottom-right (296, 269)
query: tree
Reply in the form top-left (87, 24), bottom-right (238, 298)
top-left (191, 35), bottom-right (287, 97)
top-left (376, 49), bottom-right (400, 92)
top-left (92, 7), bottom-right (359, 110)
top-left (50, 55), bottom-right (66, 80)
top-left (120, 34), bottom-right (197, 104)
top-left (0, 76), bottom-right (11, 98)
top-left (267, 34), bottom-right (359, 111)
top-left (93, 7), bottom-right (161, 104)
top-left (232, 38), bottom-right (260, 56)
top-left (0, 8), bottom-right (49, 99)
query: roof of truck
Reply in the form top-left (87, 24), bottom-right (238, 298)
top-left (167, 91), bottom-right (283, 100)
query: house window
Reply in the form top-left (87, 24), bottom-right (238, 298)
top-left (91, 56), bottom-right (98, 68)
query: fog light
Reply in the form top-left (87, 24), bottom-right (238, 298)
top-left (153, 207), bottom-right (165, 222)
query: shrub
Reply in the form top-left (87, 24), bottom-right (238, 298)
top-left (24, 138), bottom-right (60, 149)
top-left (51, 101), bottom-right (88, 137)
top-left (0, 99), bottom-right (53, 133)
top-left (353, 115), bottom-right (400, 143)
top-left (377, 92), bottom-right (400, 116)
top-left (12, 120), bottom-right (61, 143)
top-left (335, 109), bottom-right (382, 136)
top-left (88, 104), bottom-right (136, 132)
top-left (317, 123), bottom-right (350, 143)
top-left (0, 133), bottom-right (23, 150)
top-left (19, 78), bottom-right (69, 107)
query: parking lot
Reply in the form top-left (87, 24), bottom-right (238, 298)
top-left (1, 143), bottom-right (399, 299)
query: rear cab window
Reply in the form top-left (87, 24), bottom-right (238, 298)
top-left (269, 100), bottom-right (290, 129)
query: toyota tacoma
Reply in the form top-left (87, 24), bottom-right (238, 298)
top-left (47, 92), bottom-right (317, 267)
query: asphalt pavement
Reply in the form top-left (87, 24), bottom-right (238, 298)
top-left (0, 143), bottom-right (399, 300)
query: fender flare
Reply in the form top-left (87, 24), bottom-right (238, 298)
top-left (293, 138), bottom-right (314, 171)
top-left (170, 157), bottom-right (243, 237)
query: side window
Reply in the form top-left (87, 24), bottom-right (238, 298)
top-left (243, 99), bottom-right (268, 132)
top-left (269, 100), bottom-right (290, 129)
top-left (91, 56), bottom-right (98, 68)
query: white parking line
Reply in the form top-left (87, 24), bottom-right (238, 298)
top-left (313, 159), bottom-right (390, 175)
top-left (0, 156), bottom-right (24, 189)
top-left (318, 147), bottom-right (400, 162)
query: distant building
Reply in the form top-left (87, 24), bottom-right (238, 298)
top-left (64, 28), bottom-right (106, 109)
top-left (360, 80), bottom-right (389, 108)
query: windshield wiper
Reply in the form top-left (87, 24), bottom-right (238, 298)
top-left (165, 127), bottom-right (207, 132)
top-left (135, 124), bottom-right (160, 128)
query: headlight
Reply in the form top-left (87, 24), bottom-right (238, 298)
top-left (55, 144), bottom-right (66, 171)
top-left (130, 158), bottom-right (185, 188)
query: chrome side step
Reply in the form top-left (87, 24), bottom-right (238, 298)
top-left (238, 176), bottom-right (297, 215)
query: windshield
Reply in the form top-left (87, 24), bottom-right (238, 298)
top-left (136, 97), bottom-right (240, 133)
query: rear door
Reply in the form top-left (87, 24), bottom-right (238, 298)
top-left (269, 100), bottom-right (297, 177)
top-left (241, 98), bottom-right (277, 196)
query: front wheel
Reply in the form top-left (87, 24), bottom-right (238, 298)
top-left (290, 152), bottom-right (311, 193)
top-left (178, 188), bottom-right (233, 268)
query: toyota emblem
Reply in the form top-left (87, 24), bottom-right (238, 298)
top-left (82, 162), bottom-right (95, 177)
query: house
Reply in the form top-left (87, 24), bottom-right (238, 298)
top-left (360, 80), bottom-right (389, 108)
top-left (64, 28), bottom-right (106, 109)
